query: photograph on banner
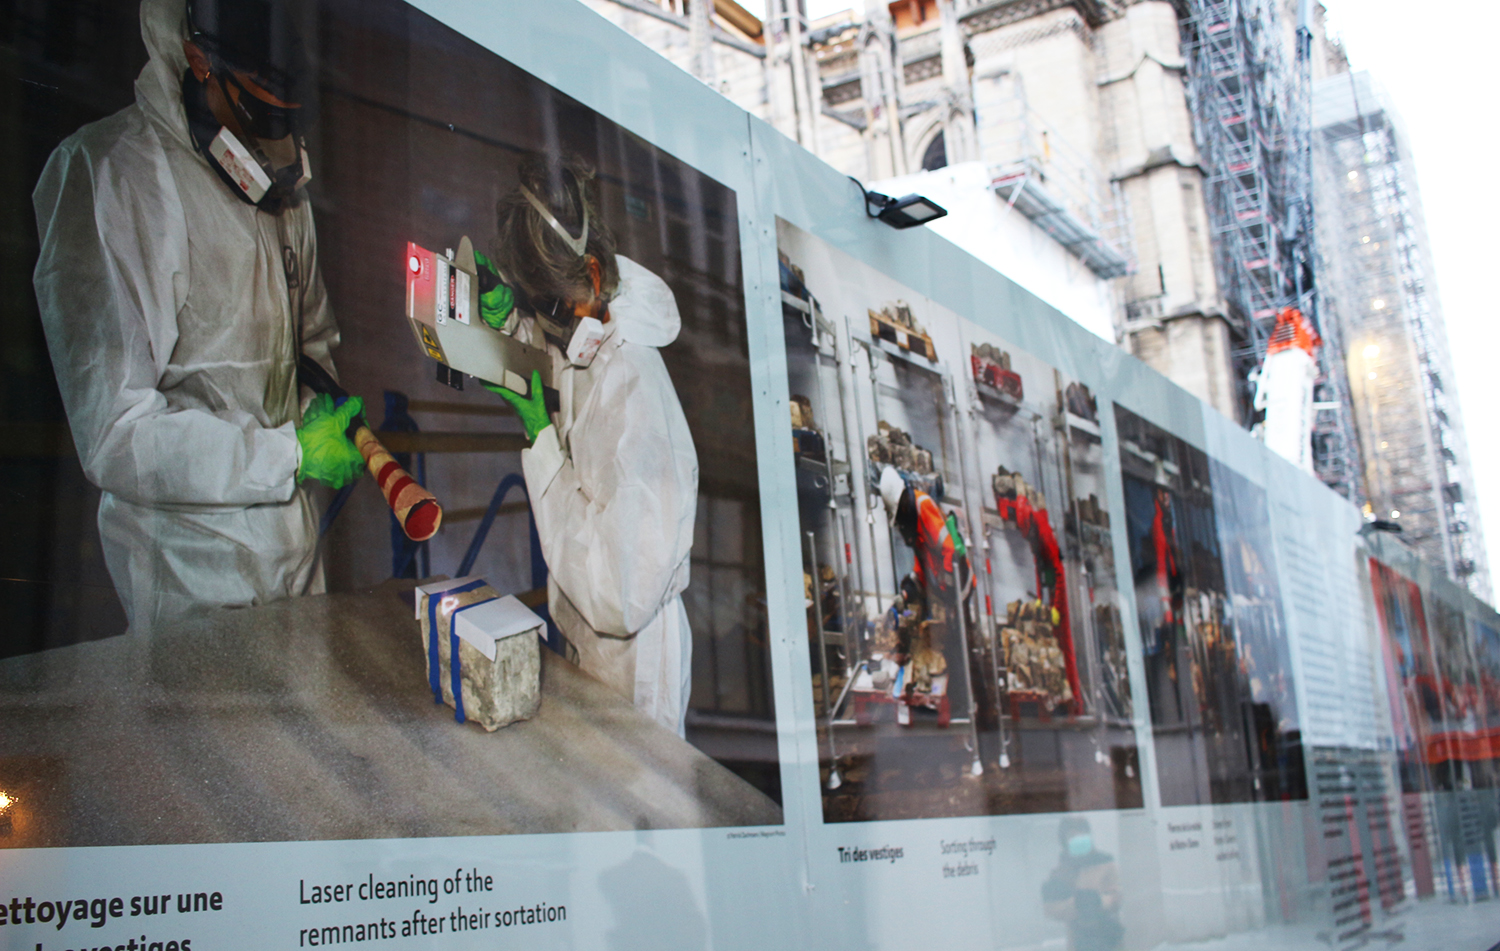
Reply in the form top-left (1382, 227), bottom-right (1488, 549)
top-left (1367, 557), bottom-right (1448, 900)
top-left (1368, 557), bottom-right (1500, 901)
top-left (1370, 559), bottom-right (1443, 793)
top-left (1114, 406), bottom-right (1305, 807)
top-left (1477, 618), bottom-right (1500, 740)
top-left (1429, 596), bottom-right (1483, 735)
top-left (1423, 594), bottom-right (1499, 899)
top-left (1469, 616), bottom-right (1500, 874)
top-left (778, 218), bottom-right (1140, 822)
top-left (0, 0), bottom-right (780, 848)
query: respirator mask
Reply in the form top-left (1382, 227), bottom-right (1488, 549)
top-left (182, 0), bottom-right (314, 215)
top-left (520, 183), bottom-right (606, 368)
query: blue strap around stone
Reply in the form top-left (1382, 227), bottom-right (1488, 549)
top-left (444, 597), bottom-right (498, 723)
top-left (448, 596), bottom-right (499, 723)
top-left (429, 580), bottom-right (488, 706)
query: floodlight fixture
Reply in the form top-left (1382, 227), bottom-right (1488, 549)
top-left (850, 177), bottom-right (948, 230)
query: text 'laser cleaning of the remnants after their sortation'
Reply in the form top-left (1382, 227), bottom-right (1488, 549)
top-left (297, 867), bottom-right (567, 946)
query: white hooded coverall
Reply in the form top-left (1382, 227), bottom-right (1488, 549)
top-left (521, 257), bottom-right (699, 735)
top-left (31, 0), bottom-right (338, 632)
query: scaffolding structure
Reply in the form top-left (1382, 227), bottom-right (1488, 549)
top-left (979, 79), bottom-right (1134, 279)
top-left (1181, 0), bottom-right (1287, 362)
top-left (1180, 0), bottom-right (1363, 501)
top-left (1285, 2), bottom-right (1363, 501)
top-left (1312, 73), bottom-right (1491, 599)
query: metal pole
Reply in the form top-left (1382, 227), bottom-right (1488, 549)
top-left (689, 0), bottom-right (717, 84)
top-left (809, 529), bottom-right (841, 788)
top-left (835, 311), bottom-right (875, 616)
top-left (946, 372), bottom-right (984, 775)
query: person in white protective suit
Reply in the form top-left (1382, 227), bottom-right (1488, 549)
top-left (478, 156), bottom-right (699, 736)
top-left (31, 0), bottom-right (365, 633)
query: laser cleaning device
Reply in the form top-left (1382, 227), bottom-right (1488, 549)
top-left (405, 236), bottom-right (553, 399)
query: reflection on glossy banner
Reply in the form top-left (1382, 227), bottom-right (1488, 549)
top-left (0, 0), bottom-right (779, 847)
top-left (780, 220), bottom-right (1139, 822)
top-left (1370, 555), bottom-right (1500, 903)
top-left (1115, 405), bottom-right (1306, 806)
top-left (7, 1), bottom-right (1500, 949)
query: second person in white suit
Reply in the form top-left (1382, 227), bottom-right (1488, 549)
top-left (481, 156), bottom-right (698, 736)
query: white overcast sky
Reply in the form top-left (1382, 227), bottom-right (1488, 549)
top-left (803, 0), bottom-right (1500, 586)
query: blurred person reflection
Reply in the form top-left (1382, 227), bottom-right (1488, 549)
top-left (1042, 816), bottom-right (1123, 951)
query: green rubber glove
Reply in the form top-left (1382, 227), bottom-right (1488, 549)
top-left (296, 393), bottom-right (366, 488)
top-left (474, 250), bottom-right (515, 331)
top-left (483, 370), bottom-right (551, 443)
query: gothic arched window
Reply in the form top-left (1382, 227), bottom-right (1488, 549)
top-left (921, 131), bottom-right (948, 171)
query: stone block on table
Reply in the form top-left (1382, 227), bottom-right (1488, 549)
top-left (415, 577), bottom-right (542, 731)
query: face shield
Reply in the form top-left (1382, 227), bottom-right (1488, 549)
top-left (519, 183), bottom-right (605, 366)
top-left (183, 0), bottom-right (314, 214)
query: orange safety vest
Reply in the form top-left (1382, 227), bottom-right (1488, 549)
top-left (911, 489), bottom-right (954, 592)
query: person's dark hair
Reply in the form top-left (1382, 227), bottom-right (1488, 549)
top-left (187, 0), bottom-right (312, 110)
top-left (894, 489), bottom-right (918, 547)
top-left (1058, 816), bottom-right (1091, 846)
top-left (494, 154), bottom-right (619, 307)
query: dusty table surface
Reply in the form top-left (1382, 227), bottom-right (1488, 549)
top-left (0, 583), bottom-right (781, 847)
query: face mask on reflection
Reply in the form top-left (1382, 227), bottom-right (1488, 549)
top-left (182, 68), bottom-right (311, 215)
top-left (565, 316), bottom-right (606, 367)
top-left (1067, 834), bottom-right (1092, 857)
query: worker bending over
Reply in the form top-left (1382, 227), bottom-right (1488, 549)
top-left (480, 155), bottom-right (699, 736)
top-left (880, 465), bottom-right (958, 725)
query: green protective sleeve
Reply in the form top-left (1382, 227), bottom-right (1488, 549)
top-left (946, 512), bottom-right (968, 559)
top-left (474, 250), bottom-right (515, 331)
top-left (297, 393), bottom-right (367, 489)
top-left (480, 284), bottom-right (514, 331)
top-left (484, 370), bottom-right (551, 443)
